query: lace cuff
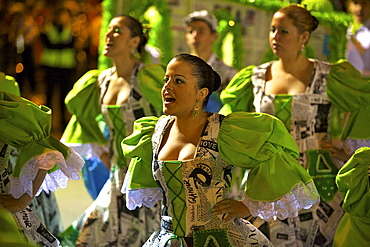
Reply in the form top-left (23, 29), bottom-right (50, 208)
top-left (121, 184), bottom-right (162, 210)
top-left (61, 141), bottom-right (109, 160)
top-left (9, 148), bottom-right (84, 199)
top-left (242, 180), bottom-right (319, 221)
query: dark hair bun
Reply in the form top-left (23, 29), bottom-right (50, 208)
top-left (311, 15), bottom-right (319, 32)
top-left (212, 70), bottom-right (221, 92)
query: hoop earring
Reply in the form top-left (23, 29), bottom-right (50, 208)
top-left (192, 102), bottom-right (200, 119)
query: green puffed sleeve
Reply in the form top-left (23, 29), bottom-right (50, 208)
top-left (219, 65), bottom-right (256, 115)
top-left (333, 147), bottom-right (370, 246)
top-left (218, 112), bottom-right (319, 220)
top-left (0, 72), bottom-right (20, 96)
top-left (121, 116), bottom-right (164, 210)
top-left (138, 64), bottom-right (166, 114)
top-left (121, 116), bottom-right (160, 190)
top-left (62, 69), bottom-right (107, 145)
top-left (0, 92), bottom-right (83, 198)
top-left (327, 60), bottom-right (370, 140)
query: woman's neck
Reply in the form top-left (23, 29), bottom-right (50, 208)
top-left (113, 56), bottom-right (138, 80)
top-left (173, 111), bottom-right (209, 134)
top-left (278, 54), bottom-right (310, 74)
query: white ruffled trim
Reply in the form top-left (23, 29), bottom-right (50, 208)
top-left (9, 148), bottom-right (84, 199)
top-left (60, 140), bottom-right (109, 160)
top-left (121, 173), bottom-right (162, 210)
top-left (123, 188), bottom-right (163, 210)
top-left (242, 180), bottom-right (319, 221)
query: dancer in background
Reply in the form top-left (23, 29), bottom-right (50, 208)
top-left (60, 15), bottom-right (164, 246)
top-left (121, 53), bottom-right (319, 246)
top-left (220, 4), bottom-right (370, 246)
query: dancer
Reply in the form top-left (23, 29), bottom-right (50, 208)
top-left (60, 15), bottom-right (164, 246)
top-left (220, 4), bottom-right (370, 246)
top-left (121, 53), bottom-right (319, 246)
top-left (0, 80), bottom-right (83, 246)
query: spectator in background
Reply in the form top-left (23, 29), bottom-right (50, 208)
top-left (183, 10), bottom-right (238, 112)
top-left (346, 0), bottom-right (370, 77)
top-left (40, 6), bottom-right (76, 130)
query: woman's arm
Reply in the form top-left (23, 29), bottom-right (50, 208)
top-left (211, 198), bottom-right (251, 221)
top-left (0, 169), bottom-right (47, 212)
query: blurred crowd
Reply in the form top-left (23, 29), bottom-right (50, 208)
top-left (0, 0), bottom-right (102, 133)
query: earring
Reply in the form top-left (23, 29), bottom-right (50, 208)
top-left (192, 102), bottom-right (200, 119)
top-left (301, 44), bottom-right (305, 52)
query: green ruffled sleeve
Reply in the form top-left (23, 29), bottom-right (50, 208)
top-left (0, 73), bottom-right (20, 96)
top-left (327, 60), bottom-right (370, 140)
top-left (121, 116), bottom-right (163, 210)
top-left (0, 92), bottom-right (84, 198)
top-left (218, 112), bottom-right (319, 220)
top-left (138, 64), bottom-right (166, 114)
top-left (62, 69), bottom-right (107, 145)
top-left (121, 116), bottom-right (160, 190)
top-left (336, 147), bottom-right (370, 216)
top-left (219, 65), bottom-right (256, 115)
top-left (333, 147), bottom-right (370, 246)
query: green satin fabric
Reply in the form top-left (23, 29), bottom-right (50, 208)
top-left (62, 64), bottom-right (165, 146)
top-left (121, 112), bottom-right (314, 203)
top-left (333, 147), bottom-right (370, 246)
top-left (62, 69), bottom-right (107, 145)
top-left (220, 60), bottom-right (370, 141)
top-left (0, 92), bottom-right (71, 177)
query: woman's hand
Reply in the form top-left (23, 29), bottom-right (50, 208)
top-left (0, 169), bottom-right (47, 212)
top-left (321, 138), bottom-right (351, 161)
top-left (0, 193), bottom-right (31, 212)
top-left (211, 198), bottom-right (250, 221)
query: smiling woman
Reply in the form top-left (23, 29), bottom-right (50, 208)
top-left (121, 53), bottom-right (319, 247)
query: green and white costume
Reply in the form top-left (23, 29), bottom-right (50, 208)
top-left (220, 59), bottom-right (370, 246)
top-left (0, 92), bottom-right (84, 247)
top-left (121, 112), bottom-right (319, 247)
top-left (60, 63), bottom-right (165, 246)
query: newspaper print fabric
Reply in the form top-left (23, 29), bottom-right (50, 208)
top-left (146, 114), bottom-right (272, 247)
top-left (251, 59), bottom-right (344, 246)
top-left (0, 142), bottom-right (61, 247)
top-left (72, 64), bottom-right (160, 246)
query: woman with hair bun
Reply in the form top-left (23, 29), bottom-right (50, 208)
top-left (220, 4), bottom-right (370, 247)
top-left (60, 15), bottom-right (165, 246)
top-left (121, 53), bottom-right (319, 246)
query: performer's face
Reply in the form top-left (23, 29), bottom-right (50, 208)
top-left (269, 12), bottom-right (308, 59)
top-left (162, 59), bottom-right (207, 118)
top-left (348, 0), bottom-right (370, 24)
top-left (103, 17), bottom-right (139, 58)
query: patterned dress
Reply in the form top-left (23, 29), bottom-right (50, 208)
top-left (121, 112), bottom-right (319, 247)
top-left (220, 59), bottom-right (370, 246)
top-left (0, 92), bottom-right (84, 247)
top-left (60, 63), bottom-right (165, 246)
